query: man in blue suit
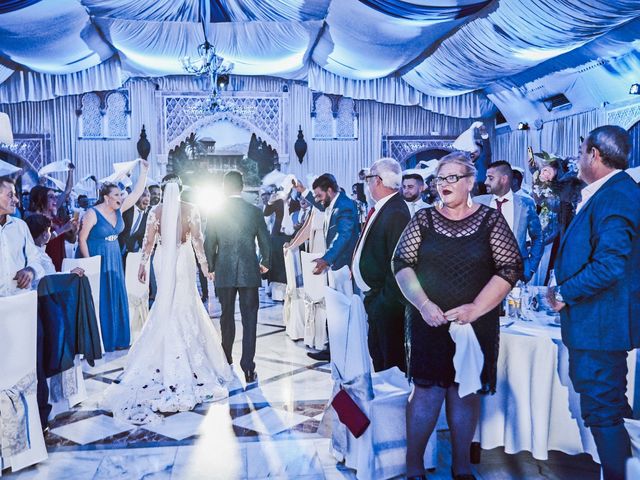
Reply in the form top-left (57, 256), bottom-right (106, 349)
top-left (295, 173), bottom-right (360, 360)
top-left (548, 125), bottom-right (640, 480)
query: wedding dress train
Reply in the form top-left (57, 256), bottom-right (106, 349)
top-left (104, 183), bottom-right (233, 424)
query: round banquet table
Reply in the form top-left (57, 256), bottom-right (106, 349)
top-left (477, 316), bottom-right (636, 463)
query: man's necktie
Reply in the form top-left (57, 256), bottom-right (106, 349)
top-left (131, 209), bottom-right (143, 235)
top-left (495, 198), bottom-right (508, 214)
top-left (365, 207), bottom-right (375, 225)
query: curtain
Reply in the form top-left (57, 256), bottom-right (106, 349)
top-left (308, 64), bottom-right (494, 119)
top-left (1, 76), bottom-right (473, 192)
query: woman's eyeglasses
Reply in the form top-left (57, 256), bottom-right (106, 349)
top-left (434, 174), bottom-right (473, 185)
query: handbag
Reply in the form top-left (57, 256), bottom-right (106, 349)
top-left (331, 387), bottom-right (370, 438)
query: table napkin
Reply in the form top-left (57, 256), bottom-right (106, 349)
top-left (449, 323), bottom-right (484, 397)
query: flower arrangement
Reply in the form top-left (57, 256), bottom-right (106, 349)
top-left (527, 147), bottom-right (582, 243)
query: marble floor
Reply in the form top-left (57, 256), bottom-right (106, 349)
top-left (2, 289), bottom-right (601, 479)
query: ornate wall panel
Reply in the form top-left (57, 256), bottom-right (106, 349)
top-left (160, 92), bottom-right (287, 168)
top-left (0, 133), bottom-right (51, 172)
top-left (607, 102), bottom-right (640, 130)
top-left (382, 135), bottom-right (457, 167)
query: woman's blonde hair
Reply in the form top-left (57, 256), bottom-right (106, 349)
top-left (436, 151), bottom-right (477, 180)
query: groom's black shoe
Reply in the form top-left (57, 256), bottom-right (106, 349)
top-left (307, 347), bottom-right (330, 362)
top-left (244, 370), bottom-right (257, 383)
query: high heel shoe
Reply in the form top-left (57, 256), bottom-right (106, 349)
top-left (451, 468), bottom-right (476, 480)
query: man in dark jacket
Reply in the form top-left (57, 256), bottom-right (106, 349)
top-left (205, 171), bottom-right (271, 383)
top-left (353, 158), bottom-right (411, 371)
top-left (549, 126), bottom-right (640, 480)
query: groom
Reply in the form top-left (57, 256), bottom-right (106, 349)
top-left (205, 171), bottom-right (271, 383)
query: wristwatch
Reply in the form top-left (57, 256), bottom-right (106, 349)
top-left (554, 286), bottom-right (564, 303)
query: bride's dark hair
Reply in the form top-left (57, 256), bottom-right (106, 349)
top-left (161, 173), bottom-right (183, 193)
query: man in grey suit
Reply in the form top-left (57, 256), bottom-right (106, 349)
top-left (476, 160), bottom-right (543, 282)
top-left (205, 171), bottom-right (271, 383)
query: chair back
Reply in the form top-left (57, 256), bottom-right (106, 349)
top-left (300, 251), bottom-right (327, 301)
top-left (125, 252), bottom-right (148, 298)
top-left (61, 255), bottom-right (103, 352)
top-left (324, 286), bottom-right (371, 381)
top-left (284, 247), bottom-right (299, 289)
top-left (0, 291), bottom-right (38, 389)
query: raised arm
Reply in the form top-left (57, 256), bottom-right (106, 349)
top-left (56, 165), bottom-right (75, 210)
top-left (121, 160), bottom-right (149, 212)
top-left (138, 207), bottom-right (159, 282)
top-left (189, 206), bottom-right (210, 277)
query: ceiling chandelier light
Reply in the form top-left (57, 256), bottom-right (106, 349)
top-left (181, 20), bottom-right (235, 114)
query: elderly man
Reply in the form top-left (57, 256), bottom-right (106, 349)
top-left (548, 126), bottom-right (640, 480)
top-left (353, 158), bottom-right (411, 371)
top-left (0, 176), bottom-right (44, 296)
top-left (477, 160), bottom-right (543, 282)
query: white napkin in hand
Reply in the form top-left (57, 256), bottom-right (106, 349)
top-left (449, 323), bottom-right (484, 397)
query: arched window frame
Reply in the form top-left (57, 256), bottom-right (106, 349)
top-left (311, 93), bottom-right (358, 140)
top-left (77, 89), bottom-right (131, 139)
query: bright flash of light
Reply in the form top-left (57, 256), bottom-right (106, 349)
top-left (195, 185), bottom-right (226, 215)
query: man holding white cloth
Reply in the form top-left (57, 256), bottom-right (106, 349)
top-left (353, 158), bottom-right (411, 372)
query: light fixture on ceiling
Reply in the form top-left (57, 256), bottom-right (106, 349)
top-left (517, 122), bottom-right (529, 131)
top-left (630, 83), bottom-right (640, 95)
top-left (181, 18), bottom-right (237, 114)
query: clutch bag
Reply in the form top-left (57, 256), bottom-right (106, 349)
top-left (331, 388), bottom-right (370, 438)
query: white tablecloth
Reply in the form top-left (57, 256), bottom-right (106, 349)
top-left (478, 318), bottom-right (636, 462)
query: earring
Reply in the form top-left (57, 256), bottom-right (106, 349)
top-left (436, 198), bottom-right (444, 209)
top-left (467, 193), bottom-right (473, 208)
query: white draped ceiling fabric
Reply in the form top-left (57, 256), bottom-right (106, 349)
top-left (0, 0), bottom-right (638, 121)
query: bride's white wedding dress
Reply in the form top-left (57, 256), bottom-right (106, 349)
top-left (104, 183), bottom-right (232, 424)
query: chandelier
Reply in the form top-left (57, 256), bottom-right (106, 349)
top-left (181, 32), bottom-right (236, 114)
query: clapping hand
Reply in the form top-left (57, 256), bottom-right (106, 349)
top-left (443, 303), bottom-right (481, 325)
top-left (70, 267), bottom-right (85, 277)
top-left (259, 264), bottom-right (269, 274)
top-left (419, 299), bottom-right (447, 327)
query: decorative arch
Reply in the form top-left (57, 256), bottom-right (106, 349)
top-left (381, 135), bottom-right (457, 169)
top-left (159, 92), bottom-right (288, 174)
top-left (607, 102), bottom-right (640, 130)
top-left (166, 112), bottom-right (279, 154)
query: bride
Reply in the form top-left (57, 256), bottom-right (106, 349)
top-left (104, 176), bottom-right (233, 424)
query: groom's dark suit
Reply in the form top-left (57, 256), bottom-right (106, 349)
top-left (204, 196), bottom-right (271, 374)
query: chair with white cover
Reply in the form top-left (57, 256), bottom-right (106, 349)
top-left (299, 251), bottom-right (328, 349)
top-left (125, 252), bottom-right (149, 341)
top-left (322, 270), bottom-right (437, 479)
top-left (0, 291), bottom-right (48, 474)
top-left (61, 256), bottom-right (103, 354)
top-left (283, 247), bottom-right (305, 340)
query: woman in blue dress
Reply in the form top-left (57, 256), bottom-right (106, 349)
top-left (77, 160), bottom-right (149, 351)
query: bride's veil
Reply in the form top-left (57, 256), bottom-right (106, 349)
top-left (154, 181), bottom-right (181, 317)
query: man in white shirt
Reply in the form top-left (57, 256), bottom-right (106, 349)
top-left (353, 159), bottom-right (411, 371)
top-left (0, 176), bottom-right (44, 296)
top-left (477, 161), bottom-right (543, 282)
top-left (401, 172), bottom-right (430, 217)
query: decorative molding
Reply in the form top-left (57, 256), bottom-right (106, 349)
top-left (0, 133), bottom-right (50, 172)
top-left (382, 135), bottom-right (456, 167)
top-left (160, 92), bottom-right (287, 162)
top-left (606, 102), bottom-right (640, 130)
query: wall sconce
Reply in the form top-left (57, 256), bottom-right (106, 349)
top-left (630, 83), bottom-right (640, 95)
top-left (294, 126), bottom-right (307, 164)
top-left (517, 122), bottom-right (529, 131)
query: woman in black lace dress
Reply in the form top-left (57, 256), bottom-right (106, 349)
top-left (393, 153), bottom-right (522, 480)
